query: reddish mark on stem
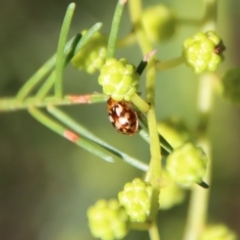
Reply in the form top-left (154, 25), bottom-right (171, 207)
top-left (68, 94), bottom-right (91, 103)
top-left (121, 0), bottom-right (127, 4)
top-left (143, 49), bottom-right (157, 62)
top-left (64, 130), bottom-right (79, 142)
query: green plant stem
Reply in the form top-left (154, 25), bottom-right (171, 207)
top-left (183, 0), bottom-right (217, 239)
top-left (155, 56), bottom-right (184, 71)
top-left (47, 105), bottom-right (148, 171)
top-left (107, 0), bottom-right (127, 58)
top-left (55, 3), bottom-right (75, 99)
top-left (129, 0), bottom-right (162, 186)
top-left (0, 93), bottom-right (108, 112)
top-left (138, 129), bottom-right (170, 157)
top-left (183, 73), bottom-right (214, 240)
top-left (138, 116), bottom-right (173, 155)
top-left (148, 221), bottom-right (161, 240)
top-left (183, 139), bottom-right (211, 240)
top-left (28, 107), bottom-right (114, 163)
top-left (36, 71), bottom-right (55, 99)
top-left (131, 93), bottom-right (150, 113)
top-left (129, 1), bottom-right (161, 239)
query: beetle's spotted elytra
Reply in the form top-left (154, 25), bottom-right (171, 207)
top-left (107, 98), bottom-right (139, 135)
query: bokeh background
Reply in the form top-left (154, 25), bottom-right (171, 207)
top-left (0, 0), bottom-right (240, 239)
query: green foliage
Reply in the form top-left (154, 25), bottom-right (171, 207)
top-left (0, 0), bottom-right (239, 240)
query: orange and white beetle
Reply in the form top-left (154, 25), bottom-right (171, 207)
top-left (107, 98), bottom-right (139, 136)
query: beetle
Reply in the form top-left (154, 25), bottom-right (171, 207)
top-left (107, 98), bottom-right (139, 135)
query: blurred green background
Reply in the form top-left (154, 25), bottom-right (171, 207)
top-left (0, 0), bottom-right (240, 239)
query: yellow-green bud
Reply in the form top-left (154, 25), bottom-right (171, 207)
top-left (118, 178), bottom-right (153, 222)
top-left (183, 31), bottom-right (224, 74)
top-left (98, 58), bottom-right (139, 101)
top-left (87, 199), bottom-right (129, 240)
top-left (141, 4), bottom-right (176, 43)
top-left (166, 143), bottom-right (208, 187)
top-left (71, 31), bottom-right (107, 74)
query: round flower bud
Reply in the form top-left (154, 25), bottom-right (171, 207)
top-left (118, 178), bottom-right (153, 222)
top-left (71, 31), bottom-right (107, 74)
top-left (87, 199), bottom-right (129, 240)
top-left (98, 58), bottom-right (139, 101)
top-left (200, 224), bottom-right (237, 240)
top-left (159, 170), bottom-right (186, 210)
top-left (157, 117), bottom-right (191, 149)
top-left (221, 67), bottom-right (240, 105)
top-left (141, 4), bottom-right (176, 43)
top-left (166, 143), bottom-right (208, 187)
top-left (183, 31), bottom-right (224, 74)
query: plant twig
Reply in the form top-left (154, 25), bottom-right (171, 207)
top-left (107, 0), bottom-right (128, 58)
top-left (55, 3), bottom-right (76, 98)
top-left (155, 56), bottom-right (184, 71)
top-left (28, 107), bottom-right (114, 163)
top-left (47, 105), bottom-right (148, 171)
top-left (0, 94), bottom-right (108, 112)
top-left (183, 0), bottom-right (217, 239)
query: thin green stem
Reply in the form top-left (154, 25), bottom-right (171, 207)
top-left (155, 56), bottom-right (184, 71)
top-left (138, 128), bottom-right (171, 158)
top-left (75, 22), bottom-right (103, 49)
top-left (36, 71), bottom-right (55, 99)
top-left (183, 139), bottom-right (211, 240)
top-left (55, 3), bottom-right (75, 98)
top-left (183, 0), bottom-right (217, 239)
top-left (47, 105), bottom-right (148, 171)
top-left (28, 107), bottom-right (114, 163)
top-left (107, 0), bottom-right (127, 58)
top-left (128, 2), bottom-right (163, 239)
top-left (131, 93), bottom-right (149, 113)
top-left (148, 221), bottom-right (161, 240)
top-left (0, 93), bottom-right (108, 112)
top-left (129, 0), bottom-right (162, 187)
top-left (138, 116), bottom-right (173, 155)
